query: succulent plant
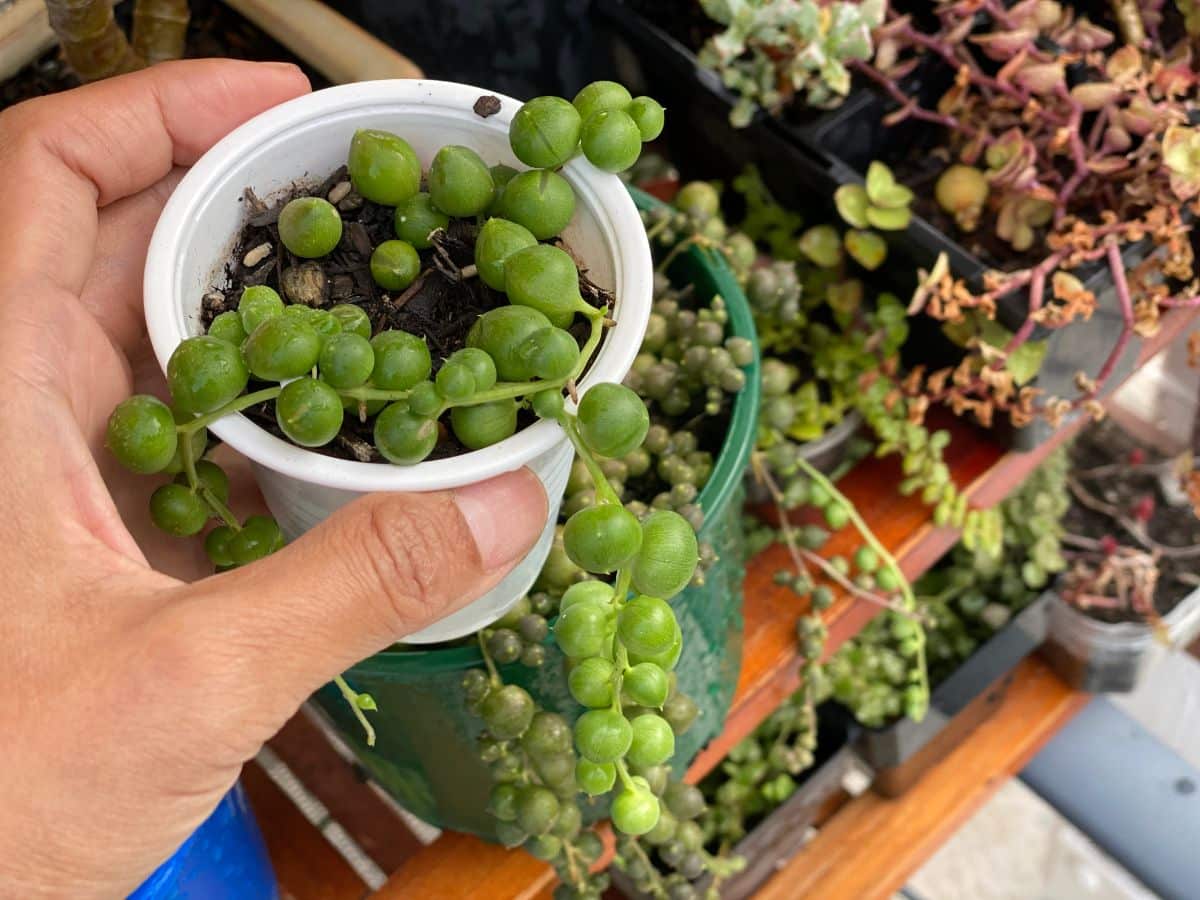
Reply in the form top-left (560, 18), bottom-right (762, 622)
top-left (1162, 124), bottom-right (1200, 201)
top-left (698, 0), bottom-right (886, 127)
top-left (833, 162), bottom-right (914, 232)
top-left (859, 1), bottom-right (1200, 432)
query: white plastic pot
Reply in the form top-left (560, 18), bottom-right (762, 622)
top-left (144, 80), bottom-right (653, 643)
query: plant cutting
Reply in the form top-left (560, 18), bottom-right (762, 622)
top-left (841, 1), bottom-right (1200, 432)
top-left (826, 450), bottom-right (1068, 726)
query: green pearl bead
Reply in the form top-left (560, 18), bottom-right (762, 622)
top-left (497, 170), bottom-right (576, 240)
top-left (580, 109), bottom-right (642, 173)
top-left (474, 217), bottom-right (537, 290)
top-left (278, 197), bottom-right (343, 258)
top-left (628, 96), bottom-right (665, 141)
top-left (572, 81), bottom-right (633, 124)
top-left (428, 145), bottom-right (495, 217)
top-left (503, 243), bottom-right (584, 329)
top-left (451, 399), bottom-right (518, 450)
top-left (509, 96), bottom-right (581, 169)
top-left (393, 192), bottom-right (449, 249)
top-left (370, 239), bottom-right (421, 291)
top-left (348, 129), bottom-right (421, 206)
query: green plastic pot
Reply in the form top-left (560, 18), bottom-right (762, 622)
top-left (313, 188), bottom-right (760, 838)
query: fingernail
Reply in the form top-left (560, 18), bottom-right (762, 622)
top-left (264, 61), bottom-right (303, 74)
top-left (454, 469), bottom-right (548, 571)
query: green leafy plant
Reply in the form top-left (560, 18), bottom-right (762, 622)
top-left (698, 0), bottom-right (886, 127)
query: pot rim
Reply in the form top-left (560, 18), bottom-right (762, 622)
top-left (144, 79), bottom-right (652, 493)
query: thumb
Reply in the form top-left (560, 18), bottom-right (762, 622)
top-left (161, 468), bottom-right (546, 722)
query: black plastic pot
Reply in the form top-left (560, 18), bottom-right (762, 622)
top-left (326, 0), bottom-right (597, 99)
top-left (592, 0), bottom-right (1156, 450)
top-left (855, 591), bottom-right (1051, 796)
top-left (612, 704), bottom-right (863, 900)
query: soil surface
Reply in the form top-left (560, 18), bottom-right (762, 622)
top-left (1065, 420), bottom-right (1200, 620)
top-left (204, 168), bottom-right (609, 463)
top-left (1, 0), bottom-right (327, 113)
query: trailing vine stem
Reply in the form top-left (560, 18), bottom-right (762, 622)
top-left (333, 675), bottom-right (377, 748)
top-left (477, 631), bottom-right (502, 685)
top-left (750, 453), bottom-right (918, 619)
top-left (793, 457), bottom-right (929, 705)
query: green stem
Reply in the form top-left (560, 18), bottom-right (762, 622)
top-left (179, 420), bottom-right (200, 486)
top-left (610, 642), bottom-right (629, 713)
top-left (477, 631), bottom-right (502, 686)
top-left (178, 387), bottom-right (283, 434)
top-left (655, 235), bottom-right (708, 275)
top-left (199, 486), bottom-right (240, 531)
top-left (613, 568), bottom-right (632, 605)
top-left (333, 675), bottom-right (377, 747)
top-left (625, 838), bottom-right (669, 899)
top-left (564, 312), bottom-right (607, 386)
top-left (335, 386), bottom-right (416, 402)
top-left (562, 417), bottom-right (621, 505)
top-left (560, 838), bottom-right (586, 888)
top-left (614, 759), bottom-right (636, 792)
top-left (794, 460), bottom-right (913, 607)
top-left (440, 312), bottom-right (606, 410)
top-left (793, 457), bottom-right (929, 703)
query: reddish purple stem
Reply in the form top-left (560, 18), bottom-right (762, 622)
top-left (848, 60), bottom-right (977, 136)
top-left (1084, 242), bottom-right (1137, 399)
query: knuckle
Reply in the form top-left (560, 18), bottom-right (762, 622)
top-left (357, 496), bottom-right (471, 631)
top-left (0, 97), bottom-right (55, 158)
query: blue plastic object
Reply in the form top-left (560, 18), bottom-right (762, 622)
top-left (128, 783), bottom-right (278, 900)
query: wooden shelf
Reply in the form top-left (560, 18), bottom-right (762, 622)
top-left (755, 656), bottom-right (1087, 900)
top-left (253, 307), bottom-right (1198, 899)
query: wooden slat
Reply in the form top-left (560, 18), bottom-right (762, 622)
top-left (370, 831), bottom-right (555, 900)
top-left (221, 0), bottom-right (423, 84)
top-left (268, 711), bottom-right (424, 874)
top-left (755, 656), bottom-right (1087, 900)
top-left (0, 0), bottom-right (55, 81)
top-left (371, 821), bottom-right (617, 900)
top-left (242, 762), bottom-right (368, 900)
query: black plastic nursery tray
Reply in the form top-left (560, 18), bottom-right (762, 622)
top-left (592, 0), bottom-right (1158, 450)
top-left (592, 0), bottom-right (836, 217)
top-left (856, 591), bottom-right (1051, 797)
top-left (612, 705), bottom-right (862, 900)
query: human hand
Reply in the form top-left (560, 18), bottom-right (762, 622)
top-left (0, 59), bottom-right (546, 897)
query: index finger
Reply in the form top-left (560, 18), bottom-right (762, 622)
top-left (0, 58), bottom-right (310, 297)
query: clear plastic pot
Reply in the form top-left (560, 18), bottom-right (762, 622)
top-left (1043, 587), bottom-right (1200, 693)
